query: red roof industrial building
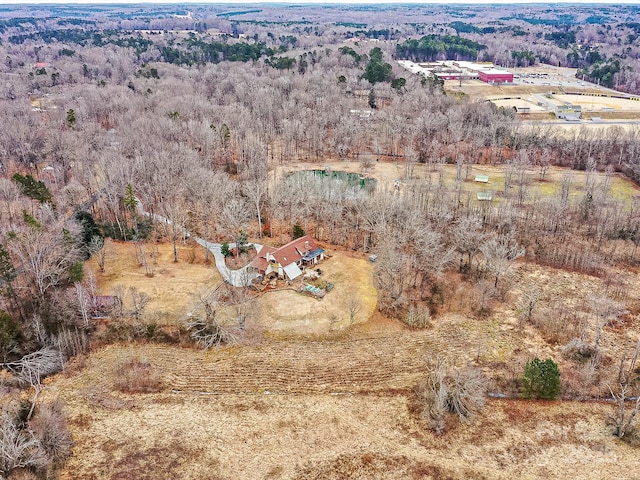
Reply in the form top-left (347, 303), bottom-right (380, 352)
top-left (479, 70), bottom-right (514, 83)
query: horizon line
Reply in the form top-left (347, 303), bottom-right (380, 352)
top-left (0, 0), bottom-right (636, 5)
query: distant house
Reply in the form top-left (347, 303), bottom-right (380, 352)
top-left (474, 175), bottom-right (489, 183)
top-left (555, 104), bottom-right (582, 120)
top-left (252, 235), bottom-right (325, 281)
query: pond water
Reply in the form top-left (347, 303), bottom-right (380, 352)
top-left (284, 170), bottom-right (377, 200)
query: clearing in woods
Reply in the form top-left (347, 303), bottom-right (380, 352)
top-left (273, 161), bottom-right (640, 206)
top-left (88, 241), bottom-right (376, 335)
top-left (88, 241), bottom-right (222, 323)
top-left (257, 250), bottom-right (377, 334)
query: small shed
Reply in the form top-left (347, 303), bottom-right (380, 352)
top-left (474, 175), bottom-right (489, 183)
top-left (477, 191), bottom-right (494, 201)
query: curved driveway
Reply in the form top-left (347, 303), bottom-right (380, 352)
top-left (136, 199), bottom-right (262, 287)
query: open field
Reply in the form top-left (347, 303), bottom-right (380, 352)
top-left (445, 64), bottom-right (640, 126)
top-left (447, 81), bottom-right (606, 99)
top-left (487, 93), bottom-right (640, 115)
top-left (87, 235), bottom-right (376, 334)
top-left (47, 339), bottom-right (639, 480)
top-left (556, 94), bottom-right (640, 112)
top-left (87, 241), bottom-right (222, 324)
top-left (257, 250), bottom-right (377, 334)
top-left (273, 161), bottom-right (640, 207)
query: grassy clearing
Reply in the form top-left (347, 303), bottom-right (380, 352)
top-left (258, 250), bottom-right (377, 334)
top-left (47, 374), bottom-right (637, 480)
top-left (274, 162), bottom-right (640, 208)
top-left (86, 240), bottom-right (222, 324)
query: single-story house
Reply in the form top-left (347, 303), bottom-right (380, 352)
top-left (252, 235), bottom-right (325, 281)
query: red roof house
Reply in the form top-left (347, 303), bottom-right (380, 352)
top-left (252, 235), bottom-right (325, 281)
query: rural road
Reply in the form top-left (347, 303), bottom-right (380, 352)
top-left (135, 199), bottom-right (262, 287)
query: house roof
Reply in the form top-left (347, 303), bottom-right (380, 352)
top-left (283, 262), bottom-right (302, 280)
top-left (271, 235), bottom-right (319, 267)
top-left (302, 248), bottom-right (325, 262)
top-left (252, 245), bottom-right (277, 273)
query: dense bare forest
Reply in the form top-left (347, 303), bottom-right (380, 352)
top-left (1, 3), bottom-right (640, 479)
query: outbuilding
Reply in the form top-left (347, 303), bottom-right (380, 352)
top-left (479, 69), bottom-right (514, 84)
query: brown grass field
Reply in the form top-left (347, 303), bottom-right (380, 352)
top-left (273, 162), bottom-right (640, 207)
top-left (258, 250), bottom-right (377, 334)
top-left (47, 336), bottom-right (638, 480)
top-left (87, 240), bottom-right (222, 324)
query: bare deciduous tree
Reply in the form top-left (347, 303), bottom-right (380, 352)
top-left (0, 410), bottom-right (47, 477)
top-left (402, 304), bottom-right (430, 329)
top-left (453, 215), bottom-right (486, 272)
top-left (518, 285), bottom-right (541, 324)
top-left (608, 342), bottom-right (640, 440)
top-left (8, 211), bottom-right (83, 301)
top-left (480, 233), bottom-right (524, 289)
top-left (416, 357), bottom-right (488, 435)
top-left (348, 297), bottom-right (362, 326)
top-left (3, 347), bottom-right (64, 421)
top-left (589, 294), bottom-right (626, 352)
top-left (186, 301), bottom-right (237, 349)
top-left (127, 287), bottom-right (150, 321)
top-left (89, 236), bottom-right (108, 273)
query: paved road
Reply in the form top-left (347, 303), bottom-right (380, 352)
top-left (195, 239), bottom-right (263, 287)
top-left (136, 199), bottom-right (262, 287)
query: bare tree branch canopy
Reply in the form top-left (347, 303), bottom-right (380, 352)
top-left (4, 347), bottom-right (64, 388)
top-left (608, 342), bottom-right (640, 440)
top-left (0, 411), bottom-right (48, 477)
top-left (8, 211), bottom-right (83, 300)
top-left (480, 233), bottom-right (525, 288)
top-left (186, 305), bottom-right (237, 350)
top-left (416, 358), bottom-right (488, 434)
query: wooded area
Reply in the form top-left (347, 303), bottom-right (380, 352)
top-left (1, 3), bottom-right (640, 479)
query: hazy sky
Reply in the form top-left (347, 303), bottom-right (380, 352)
top-left (0, 0), bottom-right (634, 4)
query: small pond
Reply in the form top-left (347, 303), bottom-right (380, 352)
top-left (284, 170), bottom-right (377, 200)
